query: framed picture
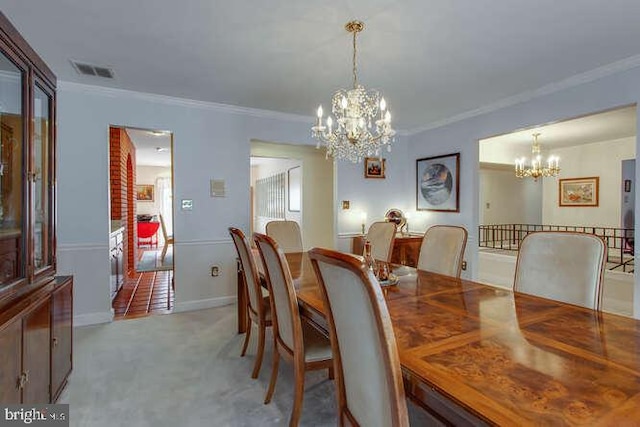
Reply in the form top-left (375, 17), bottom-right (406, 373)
top-left (136, 184), bottom-right (154, 202)
top-left (288, 166), bottom-right (301, 212)
top-left (416, 153), bottom-right (460, 212)
top-left (364, 157), bottom-right (386, 179)
top-left (559, 177), bottom-right (599, 207)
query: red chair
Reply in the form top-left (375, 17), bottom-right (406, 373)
top-left (137, 221), bottom-right (160, 248)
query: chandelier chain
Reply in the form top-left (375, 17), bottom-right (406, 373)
top-left (352, 30), bottom-right (358, 88)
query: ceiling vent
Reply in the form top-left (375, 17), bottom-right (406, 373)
top-left (70, 60), bottom-right (115, 79)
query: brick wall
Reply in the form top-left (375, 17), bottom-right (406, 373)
top-left (109, 127), bottom-right (136, 276)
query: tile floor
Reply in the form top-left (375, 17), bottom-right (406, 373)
top-left (112, 250), bottom-right (174, 319)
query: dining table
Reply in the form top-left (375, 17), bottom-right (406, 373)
top-left (237, 251), bottom-right (640, 425)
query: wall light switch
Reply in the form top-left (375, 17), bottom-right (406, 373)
top-left (181, 199), bottom-right (193, 211)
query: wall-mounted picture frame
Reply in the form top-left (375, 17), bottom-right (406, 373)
top-left (364, 157), bottom-right (386, 179)
top-left (416, 152), bottom-right (460, 212)
top-left (288, 166), bottom-right (301, 212)
top-left (559, 177), bottom-right (599, 207)
top-left (136, 184), bottom-right (154, 202)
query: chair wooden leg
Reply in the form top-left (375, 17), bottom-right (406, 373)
top-left (264, 343), bottom-right (280, 404)
top-left (251, 324), bottom-right (266, 378)
top-left (160, 243), bottom-right (168, 262)
top-left (289, 363), bottom-right (305, 427)
top-left (328, 366), bottom-right (334, 380)
top-left (240, 320), bottom-right (252, 357)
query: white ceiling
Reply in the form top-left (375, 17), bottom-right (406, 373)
top-left (4, 1), bottom-right (640, 131)
top-left (479, 105), bottom-right (637, 164)
top-left (126, 128), bottom-right (172, 167)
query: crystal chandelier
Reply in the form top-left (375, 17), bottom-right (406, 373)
top-left (515, 133), bottom-right (560, 181)
top-left (311, 20), bottom-right (396, 163)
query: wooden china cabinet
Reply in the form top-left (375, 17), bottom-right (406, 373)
top-left (0, 12), bottom-right (73, 403)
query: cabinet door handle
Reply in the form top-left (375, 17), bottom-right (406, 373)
top-left (53, 337), bottom-right (59, 347)
top-left (17, 371), bottom-right (28, 390)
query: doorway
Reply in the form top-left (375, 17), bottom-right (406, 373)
top-left (476, 104), bottom-right (637, 316)
top-left (108, 126), bottom-right (175, 320)
top-left (250, 141), bottom-right (335, 249)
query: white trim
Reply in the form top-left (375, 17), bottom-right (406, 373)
top-left (176, 239), bottom-right (233, 247)
top-left (406, 53), bottom-right (640, 135)
top-left (74, 311), bottom-right (114, 327)
top-left (337, 232), bottom-right (364, 238)
top-left (173, 296), bottom-right (236, 313)
top-left (58, 243), bottom-right (104, 251)
top-left (59, 239), bottom-right (233, 250)
top-left (59, 81), bottom-right (313, 124)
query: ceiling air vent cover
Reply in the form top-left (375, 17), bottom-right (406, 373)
top-left (70, 60), bottom-right (115, 79)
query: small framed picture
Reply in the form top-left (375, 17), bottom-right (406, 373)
top-left (416, 153), bottom-right (460, 212)
top-left (364, 157), bottom-right (386, 179)
top-left (136, 184), bottom-right (154, 202)
top-left (559, 177), bottom-right (599, 207)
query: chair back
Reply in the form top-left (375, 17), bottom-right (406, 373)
top-left (514, 231), bottom-right (606, 310)
top-left (229, 228), bottom-right (264, 320)
top-left (159, 213), bottom-right (169, 240)
top-left (309, 248), bottom-right (409, 427)
top-left (253, 233), bottom-right (302, 356)
top-left (366, 221), bottom-right (396, 262)
top-left (266, 220), bottom-right (303, 253)
top-left (417, 225), bottom-right (468, 278)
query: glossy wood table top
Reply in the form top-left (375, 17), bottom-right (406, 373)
top-left (285, 252), bottom-right (640, 426)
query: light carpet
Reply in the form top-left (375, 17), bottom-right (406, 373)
top-left (60, 305), bottom-right (434, 426)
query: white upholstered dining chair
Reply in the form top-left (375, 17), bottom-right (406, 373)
top-left (266, 220), bottom-right (303, 253)
top-left (366, 221), bottom-right (396, 262)
top-left (159, 213), bottom-right (174, 263)
top-left (253, 233), bottom-right (333, 427)
top-left (514, 231), bottom-right (606, 310)
top-left (417, 225), bottom-right (468, 278)
top-left (309, 248), bottom-right (409, 427)
top-left (229, 227), bottom-right (272, 378)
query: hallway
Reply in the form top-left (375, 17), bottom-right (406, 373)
top-left (112, 257), bottom-right (174, 319)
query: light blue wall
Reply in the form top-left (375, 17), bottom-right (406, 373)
top-left (56, 83), bottom-right (317, 323)
top-left (406, 65), bottom-right (640, 317)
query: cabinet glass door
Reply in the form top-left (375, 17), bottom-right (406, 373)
top-left (33, 83), bottom-right (53, 273)
top-left (0, 51), bottom-right (25, 286)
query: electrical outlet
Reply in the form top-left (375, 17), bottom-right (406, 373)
top-left (461, 261), bottom-right (467, 271)
top-left (211, 266), bottom-right (220, 277)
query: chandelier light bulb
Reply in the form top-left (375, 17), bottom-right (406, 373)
top-left (380, 98), bottom-right (387, 111)
top-left (327, 116), bottom-right (333, 129)
top-left (317, 105), bottom-right (323, 118)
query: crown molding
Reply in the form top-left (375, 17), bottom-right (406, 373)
top-left (406, 53), bottom-right (640, 136)
top-left (58, 80), bottom-right (314, 124)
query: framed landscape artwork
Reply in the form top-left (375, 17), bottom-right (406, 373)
top-left (559, 177), bottom-right (599, 207)
top-left (416, 153), bottom-right (460, 212)
top-left (136, 184), bottom-right (154, 202)
top-left (364, 157), bottom-right (386, 178)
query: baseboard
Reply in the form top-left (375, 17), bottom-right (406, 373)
top-left (173, 296), bottom-right (237, 313)
top-left (74, 311), bottom-right (114, 327)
